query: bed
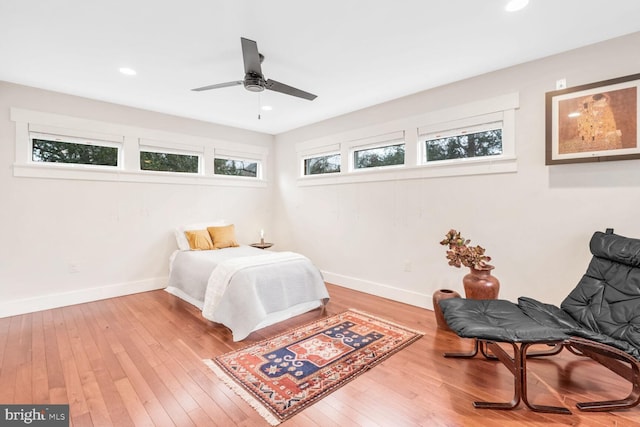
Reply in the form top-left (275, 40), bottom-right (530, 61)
top-left (165, 223), bottom-right (330, 341)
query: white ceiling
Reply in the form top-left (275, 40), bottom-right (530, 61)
top-left (1, 1), bottom-right (640, 135)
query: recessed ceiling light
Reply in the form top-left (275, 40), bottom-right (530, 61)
top-left (261, 105), bottom-right (273, 111)
top-left (119, 67), bottom-right (137, 76)
top-left (505, 0), bottom-right (529, 12)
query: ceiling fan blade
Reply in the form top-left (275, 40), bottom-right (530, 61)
top-left (241, 37), bottom-right (263, 76)
top-left (191, 81), bottom-right (243, 91)
top-left (265, 79), bottom-right (317, 100)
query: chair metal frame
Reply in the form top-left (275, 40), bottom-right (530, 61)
top-left (445, 336), bottom-right (640, 414)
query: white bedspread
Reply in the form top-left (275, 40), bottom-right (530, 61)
top-left (166, 246), bottom-right (329, 341)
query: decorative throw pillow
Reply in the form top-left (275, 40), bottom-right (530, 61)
top-left (207, 224), bottom-right (240, 249)
top-left (174, 220), bottom-right (227, 250)
top-left (184, 229), bottom-right (214, 250)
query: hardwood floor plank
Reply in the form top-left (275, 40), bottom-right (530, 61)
top-left (318, 390), bottom-right (386, 427)
top-left (116, 295), bottom-right (235, 425)
top-left (302, 398), bottom-right (371, 427)
top-left (76, 303), bottom-right (132, 425)
top-left (51, 308), bottom-right (90, 420)
top-left (161, 345), bottom-right (238, 426)
top-left (30, 311), bottom-right (50, 403)
top-left (115, 350), bottom-right (175, 426)
top-left (62, 306), bottom-right (113, 426)
top-left (186, 407), bottom-right (214, 426)
top-left (0, 316), bottom-right (11, 368)
top-left (119, 296), bottom-right (242, 426)
top-left (0, 316), bottom-right (26, 403)
top-left (175, 348), bottom-right (253, 425)
top-left (114, 377), bottom-right (155, 426)
top-left (112, 302), bottom-right (198, 426)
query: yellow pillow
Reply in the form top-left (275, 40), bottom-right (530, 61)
top-left (184, 229), bottom-right (214, 250)
top-left (207, 224), bottom-right (240, 249)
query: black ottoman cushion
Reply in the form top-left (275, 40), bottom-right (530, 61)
top-left (439, 298), bottom-right (569, 343)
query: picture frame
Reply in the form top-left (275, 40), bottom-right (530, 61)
top-left (545, 73), bottom-right (640, 165)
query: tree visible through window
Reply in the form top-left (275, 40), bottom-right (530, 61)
top-left (32, 138), bottom-right (118, 166)
top-left (354, 143), bottom-right (405, 169)
top-left (425, 129), bottom-right (502, 162)
top-left (214, 158), bottom-right (258, 177)
top-left (304, 153), bottom-right (340, 175)
top-left (140, 151), bottom-right (199, 173)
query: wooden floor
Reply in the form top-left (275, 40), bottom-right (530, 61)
top-left (1, 284), bottom-right (639, 426)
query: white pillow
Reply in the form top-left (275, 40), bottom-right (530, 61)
top-left (175, 220), bottom-right (227, 250)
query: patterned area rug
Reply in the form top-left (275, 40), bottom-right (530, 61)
top-left (204, 309), bottom-right (423, 425)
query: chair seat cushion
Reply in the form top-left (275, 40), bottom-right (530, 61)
top-left (518, 297), bottom-right (581, 331)
top-left (518, 296), bottom-right (640, 359)
top-left (439, 298), bottom-right (569, 343)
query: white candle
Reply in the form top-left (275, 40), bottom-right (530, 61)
top-left (260, 229), bottom-right (264, 239)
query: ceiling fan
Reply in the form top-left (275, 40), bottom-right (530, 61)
top-left (191, 37), bottom-right (317, 101)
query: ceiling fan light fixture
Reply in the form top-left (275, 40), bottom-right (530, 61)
top-left (245, 84), bottom-right (264, 92)
top-left (244, 74), bottom-right (265, 92)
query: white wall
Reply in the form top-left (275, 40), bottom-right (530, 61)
top-left (273, 32), bottom-right (640, 309)
top-left (0, 82), bottom-right (274, 316)
top-left (3, 33), bottom-right (639, 318)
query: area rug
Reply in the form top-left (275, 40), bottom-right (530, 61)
top-left (204, 309), bottom-right (423, 425)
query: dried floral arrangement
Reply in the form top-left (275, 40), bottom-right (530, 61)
top-left (439, 229), bottom-right (494, 271)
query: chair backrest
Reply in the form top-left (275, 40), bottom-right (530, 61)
top-left (561, 229), bottom-right (640, 356)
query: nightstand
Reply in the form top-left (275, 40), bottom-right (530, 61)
top-left (250, 242), bottom-right (274, 249)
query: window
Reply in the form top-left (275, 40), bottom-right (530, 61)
top-left (297, 93), bottom-right (518, 186)
top-left (12, 108), bottom-right (268, 187)
top-left (214, 157), bottom-right (259, 177)
top-left (140, 151), bottom-right (199, 173)
top-left (31, 135), bottom-right (119, 167)
top-left (353, 143), bottom-right (405, 169)
top-left (304, 153), bottom-right (341, 175)
top-left (349, 131), bottom-right (406, 171)
top-left (418, 106), bottom-right (515, 168)
top-left (423, 122), bottom-right (503, 163)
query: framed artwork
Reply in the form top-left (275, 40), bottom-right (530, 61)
top-left (545, 73), bottom-right (640, 165)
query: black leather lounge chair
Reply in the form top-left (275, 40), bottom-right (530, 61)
top-left (439, 229), bottom-right (640, 414)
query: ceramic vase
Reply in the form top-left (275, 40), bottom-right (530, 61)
top-left (463, 268), bottom-right (500, 300)
top-left (432, 289), bottom-right (461, 331)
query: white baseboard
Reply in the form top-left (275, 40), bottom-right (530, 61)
top-left (0, 273), bottom-right (434, 319)
top-left (0, 277), bottom-right (167, 318)
top-left (321, 271), bottom-right (433, 310)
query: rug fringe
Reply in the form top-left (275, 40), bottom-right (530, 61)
top-left (348, 308), bottom-right (426, 336)
top-left (203, 358), bottom-right (281, 426)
